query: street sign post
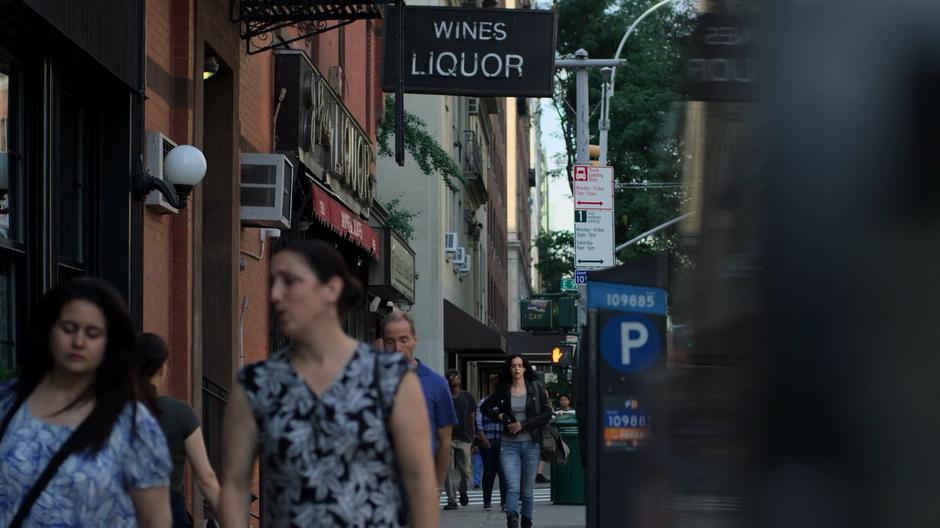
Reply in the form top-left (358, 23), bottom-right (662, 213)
top-left (573, 165), bottom-right (615, 270)
top-left (573, 165), bottom-right (614, 210)
top-left (575, 209), bottom-right (614, 268)
top-left (560, 277), bottom-right (577, 291)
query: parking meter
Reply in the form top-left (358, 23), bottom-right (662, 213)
top-left (580, 255), bottom-right (668, 528)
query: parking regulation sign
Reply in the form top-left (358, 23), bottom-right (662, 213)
top-left (599, 313), bottom-right (661, 375)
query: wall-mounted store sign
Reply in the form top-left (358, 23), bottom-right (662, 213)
top-left (312, 185), bottom-right (380, 257)
top-left (382, 6), bottom-right (556, 97)
top-left (368, 227), bottom-right (416, 303)
top-left (686, 13), bottom-right (764, 102)
top-left (275, 51), bottom-right (375, 211)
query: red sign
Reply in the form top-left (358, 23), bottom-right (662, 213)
top-left (311, 186), bottom-right (380, 258)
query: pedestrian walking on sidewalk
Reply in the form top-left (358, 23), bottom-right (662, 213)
top-left (382, 310), bottom-right (458, 501)
top-left (219, 240), bottom-right (439, 527)
top-left (443, 369), bottom-right (476, 510)
top-left (476, 375), bottom-right (507, 512)
top-left (0, 278), bottom-right (172, 527)
top-left (140, 332), bottom-right (221, 527)
top-left (481, 354), bottom-right (553, 528)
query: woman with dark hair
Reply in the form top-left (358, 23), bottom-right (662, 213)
top-left (480, 353), bottom-right (553, 528)
top-left (0, 278), bottom-right (172, 526)
top-left (219, 239), bottom-right (439, 527)
top-left (140, 332), bottom-right (220, 527)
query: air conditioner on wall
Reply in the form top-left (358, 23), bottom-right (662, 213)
top-left (454, 246), bottom-right (466, 265)
top-left (240, 153), bottom-right (294, 229)
top-left (444, 232), bottom-right (458, 254)
top-left (458, 256), bottom-right (471, 274)
top-left (145, 131), bottom-right (179, 214)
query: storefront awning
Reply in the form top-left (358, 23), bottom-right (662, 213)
top-left (444, 300), bottom-right (506, 356)
top-left (311, 185), bottom-right (380, 258)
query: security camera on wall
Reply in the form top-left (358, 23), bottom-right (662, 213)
top-left (369, 296), bottom-right (382, 313)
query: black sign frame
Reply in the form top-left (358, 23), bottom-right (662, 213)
top-left (382, 5), bottom-right (557, 97)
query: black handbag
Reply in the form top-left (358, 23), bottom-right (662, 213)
top-left (535, 386), bottom-right (570, 464)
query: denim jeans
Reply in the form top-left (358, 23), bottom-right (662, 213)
top-left (500, 439), bottom-right (540, 518)
top-left (481, 439), bottom-right (506, 507)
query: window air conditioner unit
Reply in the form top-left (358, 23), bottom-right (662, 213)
top-left (240, 153), bottom-right (294, 229)
top-left (145, 131), bottom-right (179, 214)
top-left (458, 256), bottom-right (471, 274)
top-left (454, 246), bottom-right (466, 264)
top-left (467, 97), bottom-right (479, 115)
top-left (444, 232), bottom-right (458, 254)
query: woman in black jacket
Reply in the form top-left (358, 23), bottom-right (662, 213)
top-left (480, 353), bottom-right (553, 528)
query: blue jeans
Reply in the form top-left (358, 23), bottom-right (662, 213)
top-left (500, 439), bottom-right (540, 518)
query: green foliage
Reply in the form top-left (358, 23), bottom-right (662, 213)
top-left (384, 197), bottom-right (417, 241)
top-left (545, 370), bottom-right (575, 404)
top-left (553, 0), bottom-right (697, 320)
top-left (378, 96), bottom-right (465, 192)
top-left (535, 231), bottom-right (575, 293)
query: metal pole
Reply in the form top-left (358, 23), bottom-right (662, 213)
top-left (575, 48), bottom-right (589, 165)
top-left (614, 211), bottom-right (694, 252)
top-left (610, 0), bottom-right (677, 95)
top-left (394, 0), bottom-right (405, 166)
top-left (598, 68), bottom-right (611, 166)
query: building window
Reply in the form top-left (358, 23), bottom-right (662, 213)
top-left (54, 83), bottom-right (95, 282)
top-left (0, 63), bottom-right (23, 369)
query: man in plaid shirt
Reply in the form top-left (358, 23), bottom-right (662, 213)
top-left (475, 376), bottom-right (507, 512)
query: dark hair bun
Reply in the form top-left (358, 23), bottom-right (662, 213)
top-left (338, 274), bottom-right (363, 316)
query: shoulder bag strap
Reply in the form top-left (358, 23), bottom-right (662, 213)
top-left (2, 393), bottom-right (97, 528)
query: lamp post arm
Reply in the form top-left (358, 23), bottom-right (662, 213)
top-left (134, 157), bottom-right (186, 209)
top-left (609, 0), bottom-right (677, 94)
top-left (615, 211), bottom-right (694, 253)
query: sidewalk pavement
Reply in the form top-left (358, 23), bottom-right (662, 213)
top-left (440, 484), bottom-right (585, 528)
top-left (440, 503), bottom-right (586, 528)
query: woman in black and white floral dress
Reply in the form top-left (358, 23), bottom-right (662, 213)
top-left (218, 240), bottom-right (439, 528)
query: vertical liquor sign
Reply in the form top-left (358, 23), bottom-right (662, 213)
top-left (573, 164), bottom-right (615, 269)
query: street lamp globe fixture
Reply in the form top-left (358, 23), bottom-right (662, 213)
top-left (134, 144), bottom-right (207, 210)
top-left (163, 145), bottom-right (207, 201)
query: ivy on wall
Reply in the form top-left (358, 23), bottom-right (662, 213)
top-left (384, 197), bottom-right (417, 241)
top-left (377, 96), bottom-right (465, 193)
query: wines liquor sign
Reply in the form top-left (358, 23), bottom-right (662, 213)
top-left (382, 6), bottom-right (556, 97)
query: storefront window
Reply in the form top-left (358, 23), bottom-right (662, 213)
top-left (0, 70), bottom-right (16, 242)
top-left (55, 81), bottom-right (94, 282)
top-left (0, 257), bottom-right (15, 369)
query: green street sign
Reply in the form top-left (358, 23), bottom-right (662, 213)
top-left (560, 277), bottom-right (577, 291)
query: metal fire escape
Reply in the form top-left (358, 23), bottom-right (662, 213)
top-left (232, 0), bottom-right (384, 54)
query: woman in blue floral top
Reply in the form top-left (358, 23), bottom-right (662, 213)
top-left (0, 278), bottom-right (172, 527)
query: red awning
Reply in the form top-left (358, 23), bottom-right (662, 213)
top-left (311, 185), bottom-right (380, 258)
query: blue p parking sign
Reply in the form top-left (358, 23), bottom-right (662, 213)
top-left (599, 314), bottom-right (661, 374)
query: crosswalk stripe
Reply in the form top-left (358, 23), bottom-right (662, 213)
top-left (439, 489), bottom-right (552, 506)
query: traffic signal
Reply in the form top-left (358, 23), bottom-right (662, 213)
top-left (588, 144), bottom-right (601, 166)
top-left (551, 343), bottom-right (575, 366)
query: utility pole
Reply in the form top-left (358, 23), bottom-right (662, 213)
top-left (555, 50), bottom-right (624, 165)
top-left (555, 50), bottom-right (625, 328)
top-left (598, 67), bottom-right (612, 166)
